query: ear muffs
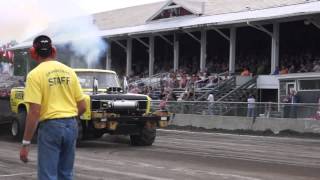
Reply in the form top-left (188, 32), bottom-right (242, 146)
top-left (29, 47), bottom-right (40, 62)
top-left (50, 46), bottom-right (57, 59)
top-left (29, 46), bottom-right (56, 62)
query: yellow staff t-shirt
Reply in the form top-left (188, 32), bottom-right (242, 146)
top-left (24, 60), bottom-right (85, 121)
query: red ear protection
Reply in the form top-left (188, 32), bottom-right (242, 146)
top-left (51, 46), bottom-right (57, 59)
top-left (29, 47), bottom-right (40, 62)
top-left (29, 45), bottom-right (56, 62)
top-left (30, 35), bottom-right (55, 63)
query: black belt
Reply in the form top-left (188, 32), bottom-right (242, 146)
top-left (42, 116), bottom-right (77, 122)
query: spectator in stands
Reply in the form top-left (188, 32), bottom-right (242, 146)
top-left (288, 64), bottom-right (296, 74)
top-left (143, 86), bottom-right (153, 97)
top-left (241, 67), bottom-right (251, 76)
top-left (159, 87), bottom-right (166, 100)
top-left (177, 92), bottom-right (187, 101)
top-left (179, 74), bottom-right (188, 88)
top-left (166, 90), bottom-right (177, 101)
top-left (279, 65), bottom-right (289, 75)
top-left (256, 62), bottom-right (266, 75)
top-left (196, 73), bottom-right (209, 88)
top-left (313, 61), bottom-right (320, 72)
top-left (129, 85), bottom-right (140, 94)
top-left (185, 89), bottom-right (195, 101)
top-left (297, 64), bottom-right (308, 73)
top-left (159, 95), bottom-right (167, 111)
top-left (247, 94), bottom-right (256, 118)
top-left (190, 74), bottom-right (199, 86)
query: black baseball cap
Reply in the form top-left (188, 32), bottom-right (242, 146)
top-left (33, 35), bottom-right (53, 58)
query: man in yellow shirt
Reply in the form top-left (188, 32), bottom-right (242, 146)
top-left (19, 35), bottom-right (86, 180)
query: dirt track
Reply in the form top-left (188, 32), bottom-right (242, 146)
top-left (0, 126), bottom-right (319, 180)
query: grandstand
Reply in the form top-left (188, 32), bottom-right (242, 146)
top-left (10, 0), bottom-right (320, 104)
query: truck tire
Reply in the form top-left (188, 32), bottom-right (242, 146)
top-left (77, 119), bottom-right (94, 141)
top-left (11, 111), bottom-right (26, 141)
top-left (93, 130), bottom-right (104, 139)
top-left (77, 119), bottom-right (84, 141)
top-left (130, 127), bottom-right (156, 146)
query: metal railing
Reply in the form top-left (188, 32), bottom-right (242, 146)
top-left (217, 76), bottom-right (257, 102)
top-left (128, 72), bottom-right (170, 88)
top-left (151, 101), bottom-right (320, 120)
top-left (196, 76), bottom-right (235, 101)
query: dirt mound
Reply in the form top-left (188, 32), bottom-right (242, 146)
top-left (166, 125), bottom-right (320, 139)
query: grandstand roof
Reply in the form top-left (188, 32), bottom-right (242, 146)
top-left (94, 0), bottom-right (319, 30)
top-left (10, 0), bottom-right (320, 50)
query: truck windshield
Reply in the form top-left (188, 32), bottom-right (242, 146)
top-left (76, 72), bottom-right (120, 89)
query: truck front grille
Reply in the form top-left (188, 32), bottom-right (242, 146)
top-left (138, 101), bottom-right (147, 110)
top-left (91, 100), bottom-right (148, 116)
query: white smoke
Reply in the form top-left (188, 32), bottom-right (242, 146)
top-left (51, 16), bottom-right (108, 68)
top-left (0, 0), bottom-right (108, 68)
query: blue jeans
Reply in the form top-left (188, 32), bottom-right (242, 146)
top-left (247, 108), bottom-right (255, 117)
top-left (37, 118), bottom-right (78, 180)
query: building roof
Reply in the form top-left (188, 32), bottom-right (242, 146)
top-left (202, 0), bottom-right (312, 15)
top-left (98, 1), bottom-right (320, 37)
top-left (93, 1), bottom-right (166, 30)
top-left (94, 0), bottom-right (318, 31)
top-left (10, 0), bottom-right (320, 50)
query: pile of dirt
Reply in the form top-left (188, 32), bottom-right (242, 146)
top-left (166, 125), bottom-right (320, 139)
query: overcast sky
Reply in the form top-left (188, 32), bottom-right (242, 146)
top-left (0, 0), bottom-right (164, 45)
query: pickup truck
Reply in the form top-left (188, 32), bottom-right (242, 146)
top-left (10, 69), bottom-right (170, 146)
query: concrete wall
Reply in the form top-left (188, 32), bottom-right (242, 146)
top-left (170, 114), bottom-right (320, 134)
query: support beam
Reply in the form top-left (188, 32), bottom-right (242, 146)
top-left (183, 30), bottom-right (201, 43)
top-left (271, 23), bottom-right (280, 74)
top-left (200, 29), bottom-right (207, 72)
top-left (247, 21), bottom-right (280, 74)
top-left (174, 32), bottom-right (180, 72)
top-left (247, 22), bottom-right (273, 37)
top-left (229, 27), bottom-right (236, 74)
top-left (157, 34), bottom-right (173, 46)
top-left (126, 38), bottom-right (132, 77)
top-left (311, 20), bottom-right (320, 30)
top-left (106, 42), bottom-right (112, 70)
top-left (134, 37), bottom-right (149, 48)
top-left (149, 36), bottom-right (155, 77)
top-left (211, 27), bottom-right (230, 41)
top-left (111, 39), bottom-right (126, 51)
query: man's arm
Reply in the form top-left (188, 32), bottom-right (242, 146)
top-left (23, 103), bottom-right (41, 141)
top-left (77, 99), bottom-right (86, 116)
top-left (20, 103), bottom-right (40, 163)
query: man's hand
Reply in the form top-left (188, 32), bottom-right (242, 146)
top-left (20, 146), bottom-right (29, 163)
top-left (19, 103), bottom-right (40, 164)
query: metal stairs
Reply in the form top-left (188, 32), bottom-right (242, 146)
top-left (196, 76), bottom-right (236, 101)
top-left (217, 76), bottom-right (258, 102)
